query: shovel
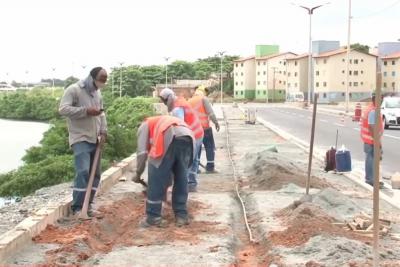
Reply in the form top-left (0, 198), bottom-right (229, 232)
top-left (79, 140), bottom-right (103, 220)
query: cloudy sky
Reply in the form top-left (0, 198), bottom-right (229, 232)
top-left (1, 0), bottom-right (399, 82)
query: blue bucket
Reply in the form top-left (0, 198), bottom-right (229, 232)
top-left (335, 149), bottom-right (352, 172)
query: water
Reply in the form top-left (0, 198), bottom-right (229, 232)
top-left (0, 119), bottom-right (49, 207)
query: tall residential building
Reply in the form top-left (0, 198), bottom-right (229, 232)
top-left (254, 52), bottom-right (296, 101)
top-left (286, 54), bottom-right (309, 96)
top-left (381, 52), bottom-right (400, 92)
top-left (313, 48), bottom-right (377, 103)
top-left (233, 56), bottom-right (256, 99)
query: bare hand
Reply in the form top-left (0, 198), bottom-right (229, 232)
top-left (87, 107), bottom-right (101, 116)
top-left (99, 134), bottom-right (107, 145)
top-left (215, 123), bottom-right (220, 132)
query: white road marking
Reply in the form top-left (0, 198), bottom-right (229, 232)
top-left (334, 123), bottom-right (345, 127)
top-left (353, 127), bottom-right (359, 131)
top-left (320, 119), bottom-right (328, 123)
top-left (383, 134), bottom-right (400, 140)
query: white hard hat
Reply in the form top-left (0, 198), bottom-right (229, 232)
top-left (159, 88), bottom-right (175, 100)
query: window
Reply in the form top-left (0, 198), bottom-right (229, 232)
top-left (349, 82), bottom-right (352, 86)
top-left (384, 72), bottom-right (387, 77)
top-left (361, 59), bottom-right (364, 62)
top-left (392, 61), bottom-right (396, 65)
top-left (288, 83), bottom-right (291, 87)
top-left (393, 82), bottom-right (396, 88)
top-left (283, 71), bottom-right (286, 75)
top-left (323, 93), bottom-right (327, 98)
top-left (263, 90), bottom-right (266, 95)
top-left (342, 81), bottom-right (345, 85)
top-left (295, 83), bottom-right (298, 87)
top-left (342, 58), bottom-right (345, 62)
top-left (323, 59), bottom-right (327, 64)
top-left (342, 92), bottom-right (345, 97)
top-left (361, 70), bottom-right (364, 74)
top-left (316, 82), bottom-right (319, 87)
top-left (279, 61), bottom-right (282, 64)
top-left (353, 71), bottom-right (358, 76)
top-left (241, 82), bottom-right (243, 85)
top-left (235, 63), bottom-right (238, 67)
top-left (361, 82), bottom-right (363, 85)
top-left (235, 82), bottom-right (238, 86)
top-left (263, 61), bottom-right (266, 65)
top-left (354, 82), bottom-right (358, 87)
top-left (235, 91), bottom-right (238, 95)
top-left (354, 59), bottom-right (358, 64)
top-left (342, 70), bottom-right (345, 74)
top-left (392, 71), bottom-right (396, 77)
top-left (283, 81), bottom-right (286, 85)
top-left (350, 59), bottom-right (352, 64)
top-left (323, 82), bottom-right (327, 87)
top-left (241, 91), bottom-right (243, 95)
top-left (384, 82), bottom-right (387, 88)
top-left (278, 80), bottom-right (281, 84)
top-left (295, 61), bottom-right (298, 66)
top-left (235, 72), bottom-right (238, 76)
top-left (263, 71), bottom-right (266, 75)
top-left (279, 71), bottom-right (282, 74)
top-left (294, 72), bottom-right (298, 77)
top-left (288, 72), bottom-right (291, 77)
top-left (257, 81), bottom-right (260, 85)
top-left (257, 62), bottom-right (260, 66)
top-left (263, 81), bottom-right (267, 85)
top-left (316, 71), bottom-right (320, 76)
top-left (384, 61), bottom-right (387, 66)
top-left (284, 62), bottom-right (286, 65)
top-left (349, 70), bottom-right (352, 75)
top-left (257, 72), bottom-right (260, 75)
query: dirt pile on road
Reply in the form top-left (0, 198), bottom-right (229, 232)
top-left (268, 201), bottom-right (371, 247)
top-left (244, 151), bottom-right (330, 190)
top-left (33, 193), bottom-right (226, 265)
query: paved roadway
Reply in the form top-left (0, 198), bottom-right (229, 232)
top-left (256, 106), bottom-right (400, 176)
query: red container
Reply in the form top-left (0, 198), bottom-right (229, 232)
top-left (353, 103), bottom-right (362, 121)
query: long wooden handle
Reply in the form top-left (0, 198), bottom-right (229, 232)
top-left (79, 142), bottom-right (101, 219)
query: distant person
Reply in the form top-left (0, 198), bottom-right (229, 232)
top-left (59, 67), bottom-right (108, 216)
top-left (159, 88), bottom-right (204, 192)
top-left (360, 91), bottom-right (383, 187)
top-left (133, 115), bottom-right (195, 227)
top-left (189, 85), bottom-right (220, 173)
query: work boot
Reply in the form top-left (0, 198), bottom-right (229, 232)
top-left (175, 217), bottom-right (190, 227)
top-left (188, 185), bottom-right (197, 193)
top-left (205, 168), bottom-right (219, 174)
top-left (139, 218), bottom-right (168, 228)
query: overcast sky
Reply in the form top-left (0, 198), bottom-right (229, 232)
top-left (1, 0), bottom-right (399, 82)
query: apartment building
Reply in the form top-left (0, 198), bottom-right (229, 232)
top-left (313, 48), bottom-right (377, 103)
top-left (381, 52), bottom-right (400, 92)
top-left (254, 52), bottom-right (296, 101)
top-left (233, 56), bottom-right (256, 99)
top-left (286, 54), bottom-right (309, 97)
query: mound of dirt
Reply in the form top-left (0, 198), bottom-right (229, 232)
top-left (268, 201), bottom-right (371, 247)
top-left (33, 194), bottom-right (225, 265)
top-left (244, 151), bottom-right (330, 191)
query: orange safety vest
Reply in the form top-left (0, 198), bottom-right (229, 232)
top-left (188, 95), bottom-right (210, 129)
top-left (360, 104), bottom-right (383, 145)
top-left (146, 115), bottom-right (189, 159)
top-left (174, 97), bottom-right (204, 139)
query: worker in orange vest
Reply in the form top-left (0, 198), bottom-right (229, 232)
top-left (360, 92), bottom-right (383, 187)
top-left (189, 85), bottom-right (220, 173)
top-left (159, 88), bottom-right (204, 192)
top-left (132, 115), bottom-right (195, 227)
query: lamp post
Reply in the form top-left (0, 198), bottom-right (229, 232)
top-left (345, 0), bottom-right (352, 113)
top-left (293, 2), bottom-right (330, 105)
top-left (119, 62), bottom-right (124, 97)
top-left (52, 67), bottom-right (56, 97)
top-left (25, 70), bottom-right (29, 89)
top-left (217, 51), bottom-right (226, 104)
top-left (164, 57), bottom-right (170, 88)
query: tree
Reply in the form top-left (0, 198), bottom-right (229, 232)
top-left (350, 43), bottom-right (370, 54)
top-left (64, 76), bottom-right (79, 88)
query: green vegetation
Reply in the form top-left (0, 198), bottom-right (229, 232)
top-left (0, 89), bottom-right (154, 197)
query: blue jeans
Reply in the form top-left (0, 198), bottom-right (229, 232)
top-left (198, 128), bottom-right (215, 171)
top-left (146, 137), bottom-right (192, 223)
top-left (188, 137), bottom-right (203, 188)
top-left (364, 143), bottom-right (374, 185)
top-left (71, 141), bottom-right (101, 212)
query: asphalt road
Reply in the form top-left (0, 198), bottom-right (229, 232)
top-left (256, 106), bottom-right (400, 176)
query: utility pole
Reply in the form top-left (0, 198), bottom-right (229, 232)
top-left (345, 0), bottom-right (352, 113)
top-left (119, 62), bottom-right (124, 98)
top-left (52, 67), bottom-right (56, 97)
top-left (164, 57), bottom-right (170, 88)
top-left (294, 2), bottom-right (330, 105)
top-left (25, 70), bottom-right (29, 89)
top-left (217, 51), bottom-right (226, 104)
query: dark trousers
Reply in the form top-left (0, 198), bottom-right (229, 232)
top-left (198, 127), bottom-right (215, 171)
top-left (146, 137), bottom-right (192, 222)
top-left (71, 141), bottom-right (101, 212)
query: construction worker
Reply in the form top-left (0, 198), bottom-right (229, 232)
top-left (132, 115), bottom-right (195, 227)
top-left (159, 88), bottom-right (204, 192)
top-left (360, 91), bottom-right (384, 187)
top-left (59, 67), bottom-right (108, 217)
top-left (189, 85), bottom-right (220, 173)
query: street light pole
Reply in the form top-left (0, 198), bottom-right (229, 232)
top-left (294, 2), bottom-right (330, 105)
top-left (164, 57), bottom-right (170, 88)
top-left (217, 51), bottom-right (226, 104)
top-left (345, 0), bottom-right (352, 113)
top-left (119, 62), bottom-right (124, 97)
top-left (52, 67), bottom-right (56, 97)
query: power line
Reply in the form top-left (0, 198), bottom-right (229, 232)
top-left (353, 0), bottom-right (400, 19)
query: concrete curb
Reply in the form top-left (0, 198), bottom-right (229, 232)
top-left (238, 105), bottom-right (400, 211)
top-left (0, 154), bottom-right (137, 263)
